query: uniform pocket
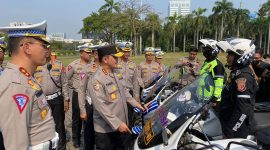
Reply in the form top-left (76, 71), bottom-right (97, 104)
top-left (106, 84), bottom-right (119, 102)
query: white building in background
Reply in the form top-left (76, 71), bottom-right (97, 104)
top-left (168, 0), bottom-right (190, 17)
top-left (48, 33), bottom-right (66, 41)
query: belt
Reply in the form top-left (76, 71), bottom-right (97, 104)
top-left (46, 91), bottom-right (61, 101)
top-left (29, 132), bottom-right (59, 150)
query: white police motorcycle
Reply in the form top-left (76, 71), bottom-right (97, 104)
top-left (133, 73), bottom-right (270, 150)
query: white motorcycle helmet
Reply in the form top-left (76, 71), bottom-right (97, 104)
top-left (199, 39), bottom-right (220, 58)
top-left (216, 38), bottom-right (255, 66)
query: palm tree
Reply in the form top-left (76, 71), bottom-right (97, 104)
top-left (210, 8), bottom-right (220, 40)
top-left (167, 13), bottom-right (181, 52)
top-left (260, 1), bottom-right (270, 54)
top-left (193, 7), bottom-right (207, 48)
top-left (213, 0), bottom-right (233, 40)
top-left (99, 0), bottom-right (121, 13)
top-left (256, 8), bottom-right (268, 49)
top-left (145, 13), bottom-right (161, 47)
top-left (179, 14), bottom-right (193, 52)
top-left (234, 8), bottom-right (250, 37)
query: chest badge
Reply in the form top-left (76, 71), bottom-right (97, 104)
top-left (111, 93), bottom-right (117, 100)
top-left (40, 107), bottom-right (48, 120)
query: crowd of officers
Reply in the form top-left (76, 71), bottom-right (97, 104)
top-left (0, 21), bottom-right (270, 150)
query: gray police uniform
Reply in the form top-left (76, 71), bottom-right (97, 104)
top-left (115, 60), bottom-right (140, 99)
top-left (0, 63), bottom-right (56, 150)
top-left (78, 61), bottom-right (99, 150)
top-left (66, 59), bottom-right (91, 145)
top-left (138, 61), bottom-right (161, 88)
top-left (177, 56), bottom-right (200, 86)
top-left (35, 60), bottom-right (69, 100)
top-left (88, 67), bottom-right (140, 150)
top-left (90, 67), bottom-right (139, 132)
top-left (66, 59), bottom-right (91, 92)
top-left (78, 61), bottom-right (99, 114)
top-left (34, 60), bottom-right (69, 149)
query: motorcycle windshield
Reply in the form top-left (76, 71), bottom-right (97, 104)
top-left (137, 73), bottom-right (215, 149)
top-left (141, 67), bottom-right (178, 102)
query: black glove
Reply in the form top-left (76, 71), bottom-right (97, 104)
top-left (201, 107), bottom-right (210, 121)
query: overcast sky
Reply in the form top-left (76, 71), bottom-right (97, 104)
top-left (0, 0), bottom-right (266, 39)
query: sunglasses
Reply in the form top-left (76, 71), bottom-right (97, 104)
top-left (21, 42), bottom-right (51, 49)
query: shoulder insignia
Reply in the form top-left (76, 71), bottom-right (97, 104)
top-left (236, 78), bottom-right (247, 92)
top-left (67, 65), bottom-right (72, 71)
top-left (19, 67), bottom-right (31, 77)
top-left (36, 66), bottom-right (42, 71)
top-left (13, 94), bottom-right (29, 113)
top-left (28, 79), bottom-right (40, 90)
top-left (80, 72), bottom-right (86, 80)
top-left (102, 69), bottom-right (108, 75)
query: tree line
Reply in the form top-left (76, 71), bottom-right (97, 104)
top-left (80, 0), bottom-right (270, 55)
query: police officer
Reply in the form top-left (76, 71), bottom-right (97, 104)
top-left (91, 47), bottom-right (100, 69)
top-left (114, 45), bottom-right (141, 146)
top-left (155, 51), bottom-right (166, 76)
top-left (34, 49), bottom-right (70, 150)
top-left (78, 45), bottom-right (99, 150)
top-left (88, 45), bottom-right (145, 150)
top-left (0, 21), bottom-right (58, 149)
top-left (175, 48), bottom-right (201, 86)
top-left (0, 37), bottom-right (6, 150)
top-left (138, 47), bottom-right (161, 88)
top-left (115, 45), bottom-right (140, 99)
top-left (217, 38), bottom-right (258, 138)
top-left (252, 49), bottom-right (270, 102)
top-left (66, 45), bottom-right (92, 148)
top-left (199, 39), bottom-right (225, 105)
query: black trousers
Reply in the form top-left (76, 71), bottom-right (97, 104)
top-left (47, 96), bottom-right (66, 150)
top-left (95, 132), bottom-right (127, 150)
top-left (72, 90), bottom-right (82, 144)
top-left (0, 132), bottom-right (4, 150)
top-left (84, 102), bottom-right (95, 150)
